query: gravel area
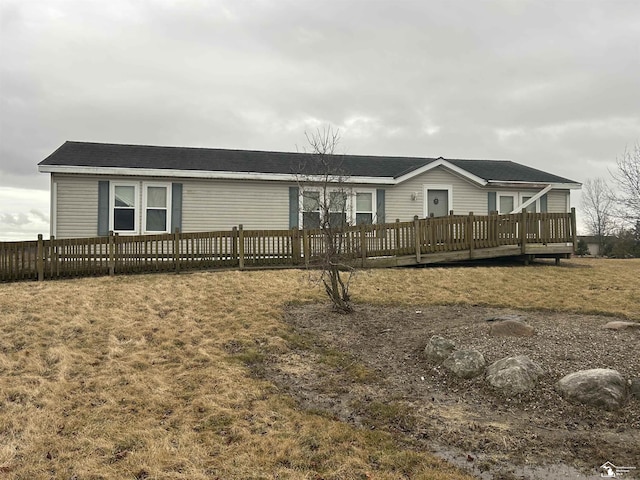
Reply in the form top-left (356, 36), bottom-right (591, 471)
top-left (264, 304), bottom-right (640, 479)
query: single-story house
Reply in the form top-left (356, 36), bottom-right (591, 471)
top-left (38, 141), bottom-right (581, 239)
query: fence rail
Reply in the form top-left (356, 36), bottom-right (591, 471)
top-left (1, 209), bottom-right (577, 282)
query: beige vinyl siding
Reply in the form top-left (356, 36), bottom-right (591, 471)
top-left (386, 167), bottom-right (486, 221)
top-left (53, 174), bottom-right (99, 238)
top-left (50, 172), bottom-right (574, 239)
top-left (182, 179), bottom-right (290, 231)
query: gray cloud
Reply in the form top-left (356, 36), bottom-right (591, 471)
top-left (0, 212), bottom-right (29, 226)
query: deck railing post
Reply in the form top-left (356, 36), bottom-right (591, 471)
top-left (414, 215), bottom-right (421, 263)
top-left (108, 231), bottom-right (117, 276)
top-left (303, 229), bottom-right (310, 267)
top-left (50, 235), bottom-right (58, 278)
top-left (238, 224), bottom-right (245, 270)
top-left (36, 234), bottom-right (44, 281)
top-left (360, 224), bottom-right (367, 266)
top-left (291, 228), bottom-right (300, 265)
top-left (467, 212), bottom-right (475, 255)
top-left (394, 219), bottom-right (400, 250)
top-left (570, 207), bottom-right (577, 253)
top-left (521, 209), bottom-right (528, 254)
top-left (174, 228), bottom-right (181, 273)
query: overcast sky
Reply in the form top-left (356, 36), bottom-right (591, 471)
top-left (1, 0), bottom-right (639, 240)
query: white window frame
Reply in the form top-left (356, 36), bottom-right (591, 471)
top-left (299, 188), bottom-right (323, 229)
top-left (142, 182), bottom-right (172, 234)
top-left (497, 192), bottom-right (517, 214)
top-left (353, 189), bottom-right (377, 225)
top-left (423, 184), bottom-right (453, 217)
top-left (300, 187), bottom-right (376, 228)
top-left (518, 193), bottom-right (540, 213)
top-left (110, 181), bottom-right (140, 235)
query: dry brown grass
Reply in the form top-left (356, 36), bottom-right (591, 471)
top-left (0, 257), bottom-right (637, 479)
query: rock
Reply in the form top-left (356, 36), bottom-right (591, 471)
top-left (602, 321), bottom-right (640, 330)
top-left (443, 349), bottom-right (485, 379)
top-left (629, 378), bottom-right (640, 399)
top-left (486, 355), bottom-right (544, 393)
top-left (556, 369), bottom-right (627, 410)
top-left (424, 335), bottom-right (456, 363)
top-left (489, 319), bottom-right (535, 337)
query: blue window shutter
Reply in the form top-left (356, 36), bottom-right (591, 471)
top-left (289, 187), bottom-right (299, 228)
top-left (540, 193), bottom-right (548, 213)
top-left (488, 192), bottom-right (496, 213)
top-left (98, 181), bottom-right (110, 236)
top-left (376, 189), bottom-right (385, 224)
top-left (171, 183), bottom-right (183, 232)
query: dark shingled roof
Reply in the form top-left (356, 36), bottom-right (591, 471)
top-left (39, 141), bottom-right (577, 184)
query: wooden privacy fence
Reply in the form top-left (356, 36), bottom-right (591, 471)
top-left (1, 209), bottom-right (577, 282)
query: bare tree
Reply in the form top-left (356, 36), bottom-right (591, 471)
top-left (610, 142), bottom-right (640, 227)
top-left (298, 126), bottom-right (354, 313)
top-left (581, 177), bottom-right (616, 254)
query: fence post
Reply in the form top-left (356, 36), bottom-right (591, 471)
top-left (303, 229), bottom-right (310, 267)
top-left (238, 224), bottom-right (244, 270)
top-left (174, 228), bottom-right (181, 273)
top-left (414, 215), bottom-right (421, 263)
top-left (467, 212), bottom-right (475, 255)
top-left (36, 234), bottom-right (44, 281)
top-left (360, 224), bottom-right (367, 266)
top-left (50, 235), bottom-right (57, 278)
top-left (521, 209), bottom-right (528, 254)
top-left (108, 231), bottom-right (115, 276)
top-left (394, 219), bottom-right (400, 250)
top-left (291, 228), bottom-right (300, 265)
top-left (570, 207), bottom-right (577, 253)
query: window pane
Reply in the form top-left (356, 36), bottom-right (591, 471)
top-left (114, 209), bottom-right (135, 231)
top-left (499, 196), bottom-right (514, 214)
top-left (329, 191), bottom-right (347, 212)
top-left (115, 186), bottom-right (135, 207)
top-left (356, 213), bottom-right (373, 225)
top-left (147, 186), bottom-right (167, 208)
top-left (523, 197), bottom-right (537, 213)
top-left (329, 212), bottom-right (346, 229)
top-left (356, 192), bottom-right (372, 212)
top-left (146, 209), bottom-right (167, 231)
top-left (303, 211), bottom-right (320, 229)
top-left (303, 191), bottom-right (320, 212)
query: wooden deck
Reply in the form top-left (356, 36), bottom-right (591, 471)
top-left (1, 209), bottom-right (577, 282)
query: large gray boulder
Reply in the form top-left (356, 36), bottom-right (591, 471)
top-left (424, 335), bottom-right (456, 363)
top-left (556, 369), bottom-right (627, 410)
top-left (486, 355), bottom-right (544, 393)
top-left (443, 349), bottom-right (485, 379)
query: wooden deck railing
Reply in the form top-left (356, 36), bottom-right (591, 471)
top-left (0, 209), bottom-right (576, 282)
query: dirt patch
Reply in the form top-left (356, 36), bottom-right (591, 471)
top-left (263, 304), bottom-right (640, 479)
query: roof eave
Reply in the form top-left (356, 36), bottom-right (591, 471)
top-left (37, 165), bottom-right (397, 185)
top-left (487, 180), bottom-right (582, 189)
